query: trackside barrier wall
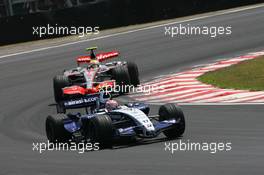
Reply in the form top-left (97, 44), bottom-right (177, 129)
top-left (0, 0), bottom-right (263, 45)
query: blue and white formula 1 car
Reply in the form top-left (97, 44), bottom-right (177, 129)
top-left (45, 101), bottom-right (185, 148)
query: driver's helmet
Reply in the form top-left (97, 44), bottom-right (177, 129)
top-left (105, 100), bottom-right (119, 112)
top-left (90, 59), bottom-right (100, 68)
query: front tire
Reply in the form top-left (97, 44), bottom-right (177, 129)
top-left (86, 115), bottom-right (113, 149)
top-left (159, 103), bottom-right (185, 138)
top-left (45, 114), bottom-right (71, 143)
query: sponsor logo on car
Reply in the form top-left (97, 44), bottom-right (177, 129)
top-left (64, 96), bottom-right (98, 106)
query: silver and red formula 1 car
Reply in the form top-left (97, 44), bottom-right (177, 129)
top-left (53, 47), bottom-right (140, 105)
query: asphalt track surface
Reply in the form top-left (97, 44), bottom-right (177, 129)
top-left (1, 6), bottom-right (264, 175)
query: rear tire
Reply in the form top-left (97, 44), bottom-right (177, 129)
top-left (159, 103), bottom-right (185, 138)
top-left (111, 66), bottom-right (131, 94)
top-left (53, 75), bottom-right (70, 103)
top-left (127, 62), bottom-right (140, 87)
top-left (45, 114), bottom-right (71, 143)
top-left (86, 115), bottom-right (113, 149)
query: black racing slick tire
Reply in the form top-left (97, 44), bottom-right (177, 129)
top-left (159, 103), bottom-right (185, 138)
top-left (86, 115), bottom-right (113, 149)
top-left (127, 62), bottom-right (140, 87)
top-left (45, 114), bottom-right (71, 143)
top-left (53, 75), bottom-right (70, 103)
top-left (111, 66), bottom-right (131, 94)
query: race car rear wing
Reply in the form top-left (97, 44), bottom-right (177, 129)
top-left (76, 51), bottom-right (119, 65)
top-left (59, 91), bottom-right (111, 112)
top-left (62, 93), bottom-right (100, 110)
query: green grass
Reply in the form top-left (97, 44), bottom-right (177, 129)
top-left (197, 56), bottom-right (264, 91)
